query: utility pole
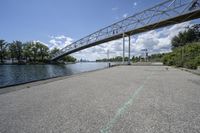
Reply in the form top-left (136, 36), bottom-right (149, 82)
top-left (141, 49), bottom-right (148, 62)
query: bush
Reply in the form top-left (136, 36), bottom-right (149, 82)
top-left (162, 53), bottom-right (176, 66)
top-left (184, 60), bottom-right (197, 69)
top-left (163, 42), bottom-right (200, 69)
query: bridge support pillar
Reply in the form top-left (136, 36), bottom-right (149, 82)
top-left (123, 33), bottom-right (125, 64)
top-left (128, 36), bottom-right (131, 65)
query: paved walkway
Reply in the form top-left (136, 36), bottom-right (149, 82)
top-left (0, 66), bottom-right (200, 133)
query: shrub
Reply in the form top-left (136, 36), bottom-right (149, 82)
top-left (163, 42), bottom-right (200, 69)
top-left (184, 60), bottom-right (197, 69)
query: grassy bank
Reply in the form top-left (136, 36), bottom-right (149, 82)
top-left (163, 42), bottom-right (200, 69)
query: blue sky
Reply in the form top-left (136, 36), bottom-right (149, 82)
top-left (1, 0), bottom-right (162, 41)
top-left (0, 0), bottom-right (200, 60)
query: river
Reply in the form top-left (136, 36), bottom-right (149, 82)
top-left (0, 62), bottom-right (110, 88)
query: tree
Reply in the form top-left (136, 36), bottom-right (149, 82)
top-left (37, 43), bottom-right (49, 61)
top-left (31, 42), bottom-right (40, 62)
top-left (163, 42), bottom-right (200, 69)
top-left (9, 43), bottom-right (17, 63)
top-left (62, 55), bottom-right (76, 62)
top-left (114, 56), bottom-right (123, 62)
top-left (8, 41), bottom-right (23, 63)
top-left (15, 41), bottom-right (23, 62)
top-left (50, 47), bottom-right (59, 57)
top-left (192, 24), bottom-right (200, 41)
top-left (0, 39), bottom-right (77, 64)
top-left (23, 42), bottom-right (33, 62)
top-left (148, 53), bottom-right (165, 62)
top-left (132, 56), bottom-right (140, 62)
top-left (0, 40), bottom-right (8, 63)
top-left (172, 24), bottom-right (200, 49)
top-left (124, 57), bottom-right (129, 61)
top-left (96, 56), bottom-right (125, 62)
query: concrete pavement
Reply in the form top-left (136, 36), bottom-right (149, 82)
top-left (0, 66), bottom-right (200, 133)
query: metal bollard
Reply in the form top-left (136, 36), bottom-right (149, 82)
top-left (108, 63), bottom-right (111, 68)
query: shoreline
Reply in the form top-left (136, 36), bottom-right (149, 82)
top-left (1, 63), bottom-right (198, 95)
top-left (0, 66), bottom-right (111, 95)
top-left (0, 62), bottom-right (74, 65)
top-left (0, 62), bottom-right (118, 91)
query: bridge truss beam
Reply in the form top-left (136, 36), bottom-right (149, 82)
top-left (52, 0), bottom-right (200, 61)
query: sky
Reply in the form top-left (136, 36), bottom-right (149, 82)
top-left (0, 0), bottom-right (200, 61)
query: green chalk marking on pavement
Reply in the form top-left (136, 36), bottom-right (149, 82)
top-left (100, 72), bottom-right (153, 133)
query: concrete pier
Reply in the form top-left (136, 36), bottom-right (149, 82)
top-left (0, 66), bottom-right (200, 133)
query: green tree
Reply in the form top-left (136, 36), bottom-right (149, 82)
top-left (8, 41), bottom-right (24, 63)
top-left (50, 47), bottom-right (60, 58)
top-left (148, 53), bottom-right (165, 62)
top-left (13, 41), bottom-right (23, 62)
top-left (23, 42), bottom-right (33, 62)
top-left (163, 42), bottom-right (200, 69)
top-left (37, 43), bottom-right (49, 61)
top-left (172, 24), bottom-right (200, 49)
top-left (62, 55), bottom-right (76, 62)
top-left (0, 40), bottom-right (8, 63)
top-left (0, 38), bottom-right (78, 64)
top-left (132, 56), bottom-right (140, 62)
top-left (50, 47), bottom-right (77, 63)
top-left (9, 42), bottom-right (17, 63)
top-left (114, 56), bottom-right (123, 62)
top-left (31, 42), bottom-right (40, 62)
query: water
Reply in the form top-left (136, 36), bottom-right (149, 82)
top-left (0, 62), bottom-right (109, 88)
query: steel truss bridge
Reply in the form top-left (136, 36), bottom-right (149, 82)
top-left (52, 0), bottom-right (200, 63)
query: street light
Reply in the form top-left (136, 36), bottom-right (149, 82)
top-left (141, 49), bottom-right (148, 62)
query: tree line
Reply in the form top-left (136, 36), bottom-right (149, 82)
top-left (163, 42), bottom-right (200, 69)
top-left (0, 40), bottom-right (76, 64)
top-left (163, 24), bottom-right (200, 69)
top-left (171, 24), bottom-right (200, 48)
top-left (96, 56), bottom-right (143, 62)
top-left (96, 56), bottom-right (124, 62)
top-left (96, 54), bottom-right (165, 63)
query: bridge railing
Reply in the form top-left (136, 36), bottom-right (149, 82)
top-left (52, 0), bottom-right (200, 60)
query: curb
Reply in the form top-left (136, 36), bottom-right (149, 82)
top-left (179, 68), bottom-right (200, 76)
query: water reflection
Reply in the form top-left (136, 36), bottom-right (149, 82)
top-left (0, 62), bottom-right (108, 88)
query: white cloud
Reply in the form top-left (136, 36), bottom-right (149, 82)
top-left (33, 40), bottom-right (49, 47)
top-left (49, 22), bottom-right (192, 61)
top-left (123, 13), bottom-right (128, 18)
top-left (53, 35), bottom-right (67, 40)
top-left (48, 35), bottom-right (73, 50)
top-left (131, 21), bottom-right (191, 56)
top-left (133, 2), bottom-right (137, 6)
top-left (112, 7), bottom-right (118, 11)
top-left (73, 22), bottom-right (191, 61)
